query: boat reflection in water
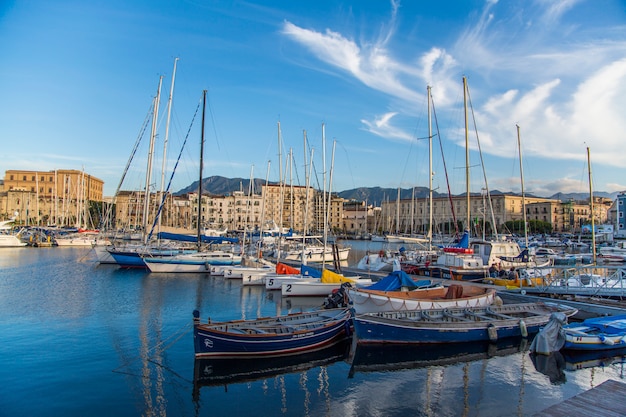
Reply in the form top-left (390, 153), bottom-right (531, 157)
top-left (348, 337), bottom-right (528, 376)
top-left (531, 347), bottom-right (626, 385)
top-left (193, 338), bottom-right (351, 396)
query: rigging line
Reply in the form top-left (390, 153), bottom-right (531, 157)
top-left (335, 140), bottom-right (357, 191)
top-left (465, 84), bottom-right (498, 239)
top-left (205, 90), bottom-right (221, 151)
top-left (114, 101), bottom-right (154, 199)
top-left (147, 95), bottom-right (203, 241)
top-left (431, 96), bottom-right (459, 237)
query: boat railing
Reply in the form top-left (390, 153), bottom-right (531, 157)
top-left (509, 265), bottom-right (626, 298)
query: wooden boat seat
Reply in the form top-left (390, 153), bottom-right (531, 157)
top-left (485, 308), bottom-right (516, 320)
top-left (462, 310), bottom-right (494, 321)
top-left (237, 327), bottom-right (269, 334)
top-left (443, 309), bottom-right (472, 321)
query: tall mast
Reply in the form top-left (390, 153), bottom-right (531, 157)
top-left (322, 123), bottom-right (327, 242)
top-left (159, 57), bottom-right (178, 232)
top-left (142, 76), bottom-right (163, 244)
top-left (197, 90), bottom-right (206, 249)
top-left (427, 85), bottom-right (433, 250)
top-left (323, 140), bottom-right (336, 270)
top-left (259, 161), bottom-right (270, 259)
top-left (517, 125), bottom-right (528, 248)
top-left (588, 146), bottom-right (596, 265)
top-left (463, 76), bottom-right (470, 236)
top-left (396, 187), bottom-right (400, 235)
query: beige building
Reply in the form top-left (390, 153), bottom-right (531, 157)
top-left (379, 193), bottom-right (608, 235)
top-left (1, 169), bottom-right (104, 226)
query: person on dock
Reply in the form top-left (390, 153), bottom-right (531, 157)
top-left (489, 263), bottom-right (498, 278)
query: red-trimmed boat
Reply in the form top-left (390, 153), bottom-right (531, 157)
top-left (192, 308), bottom-right (352, 358)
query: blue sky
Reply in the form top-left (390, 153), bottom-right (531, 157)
top-left (1, 0), bottom-right (625, 198)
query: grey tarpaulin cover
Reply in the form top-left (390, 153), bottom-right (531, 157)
top-left (530, 312), bottom-right (568, 355)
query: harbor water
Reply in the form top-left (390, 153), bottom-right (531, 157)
top-left (1, 243), bottom-right (625, 417)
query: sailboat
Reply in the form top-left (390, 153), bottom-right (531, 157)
top-left (484, 125), bottom-right (552, 287)
top-left (144, 91), bottom-right (242, 273)
top-left (0, 216), bottom-right (27, 247)
top-left (410, 79), bottom-right (548, 282)
top-left (107, 73), bottom-right (201, 268)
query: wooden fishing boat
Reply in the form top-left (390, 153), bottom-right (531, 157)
top-left (192, 307), bottom-right (352, 358)
top-left (563, 315), bottom-right (626, 351)
top-left (347, 282), bottom-right (496, 314)
top-left (353, 302), bottom-right (577, 344)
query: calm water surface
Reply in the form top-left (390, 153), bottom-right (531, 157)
top-left (1, 243), bottom-right (624, 417)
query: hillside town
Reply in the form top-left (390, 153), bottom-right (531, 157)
top-left (1, 168), bottom-right (623, 241)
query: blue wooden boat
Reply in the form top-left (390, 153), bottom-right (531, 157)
top-left (353, 302), bottom-right (577, 344)
top-left (563, 315), bottom-right (626, 351)
top-left (192, 308), bottom-right (352, 358)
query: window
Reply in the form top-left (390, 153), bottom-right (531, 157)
top-left (31, 176), bottom-right (35, 181)
top-left (23, 176), bottom-right (26, 180)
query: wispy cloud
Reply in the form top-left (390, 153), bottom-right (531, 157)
top-left (360, 112), bottom-right (414, 142)
top-left (280, 0), bottom-right (626, 176)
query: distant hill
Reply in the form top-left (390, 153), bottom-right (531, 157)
top-left (175, 176), bottom-right (276, 196)
top-left (176, 176), bottom-right (618, 203)
top-left (548, 191), bottom-right (618, 202)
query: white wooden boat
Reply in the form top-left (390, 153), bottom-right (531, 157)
top-left (241, 272), bottom-right (270, 286)
top-left (265, 274), bottom-right (320, 290)
top-left (223, 265), bottom-right (273, 279)
top-left (281, 269), bottom-right (370, 297)
top-left (348, 282), bottom-right (497, 314)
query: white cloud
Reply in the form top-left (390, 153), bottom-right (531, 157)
top-left (360, 112), bottom-right (414, 142)
top-left (280, 0), bottom-right (626, 192)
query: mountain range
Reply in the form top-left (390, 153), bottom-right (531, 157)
top-left (176, 175), bottom-right (617, 204)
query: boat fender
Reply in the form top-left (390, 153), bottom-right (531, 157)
top-left (344, 320), bottom-right (352, 336)
top-left (204, 262), bottom-right (210, 270)
top-left (600, 335), bottom-right (615, 346)
top-left (519, 319), bottom-right (528, 338)
top-left (487, 324), bottom-right (498, 342)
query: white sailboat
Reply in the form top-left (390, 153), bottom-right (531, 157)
top-left (0, 217), bottom-right (27, 247)
top-left (144, 90), bottom-right (242, 273)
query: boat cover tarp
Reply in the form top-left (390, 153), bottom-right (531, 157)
top-left (301, 265), bottom-right (322, 278)
top-left (577, 315), bottom-right (626, 334)
top-left (362, 270), bottom-right (431, 291)
top-left (157, 232), bottom-right (238, 244)
top-left (530, 312), bottom-right (568, 355)
top-left (321, 269), bottom-right (355, 284)
top-left (439, 230), bottom-right (470, 249)
top-left (498, 248), bottom-right (530, 263)
top-left (276, 263), bottom-right (300, 275)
